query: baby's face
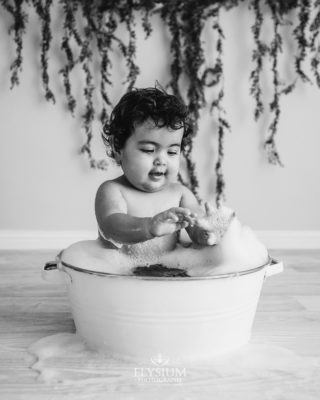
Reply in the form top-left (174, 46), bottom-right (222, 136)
top-left (118, 120), bottom-right (183, 192)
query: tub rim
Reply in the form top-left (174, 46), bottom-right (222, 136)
top-left (56, 252), bottom-right (276, 281)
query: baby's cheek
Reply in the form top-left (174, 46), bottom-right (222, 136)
top-left (169, 157), bottom-right (181, 172)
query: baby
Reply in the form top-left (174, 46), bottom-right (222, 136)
top-left (62, 86), bottom-right (268, 275)
top-left (95, 86), bottom-right (232, 266)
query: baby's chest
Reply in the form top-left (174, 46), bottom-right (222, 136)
top-left (124, 190), bottom-right (181, 217)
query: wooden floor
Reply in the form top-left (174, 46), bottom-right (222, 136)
top-left (1, 249), bottom-right (320, 400)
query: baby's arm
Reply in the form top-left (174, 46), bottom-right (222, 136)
top-left (95, 182), bottom-right (196, 245)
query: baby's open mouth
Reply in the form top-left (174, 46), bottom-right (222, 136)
top-left (149, 170), bottom-right (166, 179)
top-left (150, 171), bottom-right (164, 176)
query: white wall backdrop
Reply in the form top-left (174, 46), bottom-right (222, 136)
top-left (0, 4), bottom-right (319, 248)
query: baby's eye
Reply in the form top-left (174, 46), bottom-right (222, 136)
top-left (168, 150), bottom-right (179, 156)
top-left (140, 148), bottom-right (154, 153)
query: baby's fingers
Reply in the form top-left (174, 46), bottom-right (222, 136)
top-left (174, 220), bottom-right (189, 230)
top-left (167, 211), bottom-right (179, 222)
top-left (170, 207), bottom-right (197, 223)
top-left (167, 212), bottom-right (192, 227)
top-left (179, 212), bottom-right (197, 226)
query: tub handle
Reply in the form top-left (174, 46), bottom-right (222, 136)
top-left (42, 261), bottom-right (71, 284)
top-left (265, 258), bottom-right (283, 278)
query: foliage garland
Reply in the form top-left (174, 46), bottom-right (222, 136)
top-left (1, 0), bottom-right (320, 204)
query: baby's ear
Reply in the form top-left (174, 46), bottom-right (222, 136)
top-left (108, 136), bottom-right (122, 165)
top-left (114, 150), bottom-right (122, 165)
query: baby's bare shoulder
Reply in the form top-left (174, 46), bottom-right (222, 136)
top-left (97, 176), bottom-right (126, 195)
top-left (95, 178), bottom-right (127, 215)
top-left (96, 180), bottom-right (116, 199)
top-left (176, 184), bottom-right (200, 210)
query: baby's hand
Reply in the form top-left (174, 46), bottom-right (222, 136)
top-left (149, 207), bottom-right (197, 237)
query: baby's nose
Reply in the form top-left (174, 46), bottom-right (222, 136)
top-left (154, 154), bottom-right (166, 165)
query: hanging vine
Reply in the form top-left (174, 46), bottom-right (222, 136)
top-left (293, 0), bottom-right (312, 83)
top-left (250, 0), bottom-right (267, 121)
top-left (264, 0), bottom-right (286, 166)
top-left (310, 0), bottom-right (320, 85)
top-left (59, 0), bottom-right (82, 115)
top-left (205, 4), bottom-right (230, 206)
top-left (1, 0), bottom-right (320, 203)
top-left (179, 1), bottom-right (208, 198)
top-left (249, 0), bottom-right (312, 166)
top-left (95, 10), bottom-right (115, 125)
top-left (1, 0), bottom-right (28, 88)
top-left (32, 0), bottom-right (55, 103)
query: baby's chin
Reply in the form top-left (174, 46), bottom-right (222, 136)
top-left (139, 181), bottom-right (168, 192)
top-left (138, 177), bottom-right (175, 192)
top-left (122, 176), bottom-right (163, 192)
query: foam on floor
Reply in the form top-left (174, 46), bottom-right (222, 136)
top-left (28, 332), bottom-right (320, 399)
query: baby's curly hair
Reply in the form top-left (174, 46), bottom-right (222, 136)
top-left (102, 86), bottom-right (193, 160)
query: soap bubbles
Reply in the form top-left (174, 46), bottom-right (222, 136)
top-left (61, 214), bottom-right (269, 277)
